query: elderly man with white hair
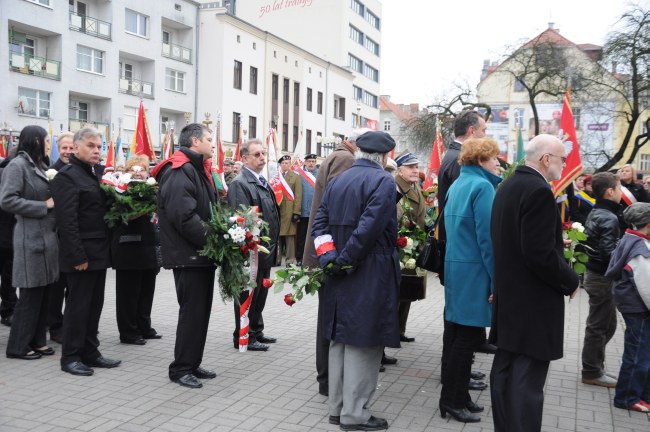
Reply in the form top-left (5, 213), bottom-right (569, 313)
top-left (489, 134), bottom-right (580, 432)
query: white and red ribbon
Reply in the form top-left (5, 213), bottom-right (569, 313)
top-left (621, 186), bottom-right (637, 206)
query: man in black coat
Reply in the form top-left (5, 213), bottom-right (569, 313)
top-left (152, 123), bottom-right (219, 389)
top-left (228, 139), bottom-right (280, 352)
top-left (489, 134), bottom-right (579, 432)
top-left (51, 127), bottom-right (121, 376)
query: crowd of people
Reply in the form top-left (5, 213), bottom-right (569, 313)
top-left (0, 118), bottom-right (649, 431)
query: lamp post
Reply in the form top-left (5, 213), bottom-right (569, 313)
top-left (356, 102), bottom-right (361, 128)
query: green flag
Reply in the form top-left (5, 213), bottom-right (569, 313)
top-left (515, 128), bottom-right (524, 162)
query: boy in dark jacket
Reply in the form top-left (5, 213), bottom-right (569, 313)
top-left (605, 203), bottom-right (650, 412)
top-left (581, 172), bottom-right (622, 387)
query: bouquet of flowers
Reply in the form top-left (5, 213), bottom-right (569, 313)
top-left (273, 265), bottom-right (325, 307)
top-left (199, 203), bottom-right (270, 303)
top-left (101, 172), bottom-right (158, 228)
top-left (563, 221), bottom-right (589, 275)
top-left (397, 201), bottom-right (427, 274)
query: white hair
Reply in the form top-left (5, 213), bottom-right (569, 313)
top-left (355, 150), bottom-right (385, 166)
top-left (348, 128), bottom-right (373, 143)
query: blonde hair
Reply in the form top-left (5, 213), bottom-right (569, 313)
top-left (458, 138), bottom-right (500, 166)
top-left (125, 155), bottom-right (150, 173)
top-left (618, 164), bottom-right (636, 182)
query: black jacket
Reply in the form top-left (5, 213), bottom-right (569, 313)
top-left (111, 215), bottom-right (159, 270)
top-left (619, 181), bottom-right (650, 233)
top-left (227, 167), bottom-right (280, 269)
top-left (154, 147), bottom-right (218, 268)
top-left (584, 199), bottom-right (621, 275)
top-left (50, 154), bottom-right (110, 272)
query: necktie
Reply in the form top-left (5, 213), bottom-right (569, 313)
top-left (259, 176), bottom-right (267, 187)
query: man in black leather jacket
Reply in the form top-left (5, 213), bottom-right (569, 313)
top-left (581, 172), bottom-right (622, 388)
top-left (152, 123), bottom-right (219, 389)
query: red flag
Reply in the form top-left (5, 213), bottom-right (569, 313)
top-left (0, 136), bottom-right (6, 159)
top-left (552, 90), bottom-right (583, 197)
top-left (105, 139), bottom-right (115, 171)
top-left (423, 127), bottom-right (444, 189)
top-left (131, 100), bottom-right (154, 161)
top-left (233, 124), bottom-right (242, 162)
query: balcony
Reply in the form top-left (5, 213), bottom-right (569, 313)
top-left (119, 77), bottom-right (154, 99)
top-left (9, 49), bottom-right (61, 80)
top-left (162, 41), bottom-right (192, 64)
top-left (69, 118), bottom-right (109, 133)
top-left (69, 12), bottom-right (112, 40)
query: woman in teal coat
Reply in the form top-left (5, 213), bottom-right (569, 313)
top-left (439, 138), bottom-right (502, 423)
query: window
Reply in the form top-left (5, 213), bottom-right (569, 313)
top-left (283, 78), bottom-right (290, 103)
top-left (349, 0), bottom-right (364, 16)
top-left (272, 74), bottom-right (279, 100)
top-left (162, 30), bottom-right (171, 45)
top-left (233, 60), bottom-right (242, 89)
top-left (294, 82), bottom-right (300, 107)
top-left (236, 35), bottom-right (240, 43)
top-left (26, 0), bottom-right (52, 6)
top-left (317, 91), bottom-right (323, 115)
top-left (384, 120), bottom-right (391, 131)
top-left (232, 112), bottom-right (241, 143)
top-left (514, 108), bottom-right (524, 128)
top-left (69, 101), bottom-right (88, 121)
top-left (293, 126), bottom-right (299, 148)
top-left (125, 9), bottom-right (148, 37)
top-left (514, 77), bottom-right (525, 92)
top-left (10, 35), bottom-right (35, 57)
top-left (76, 45), bottom-right (104, 74)
top-left (123, 106), bottom-right (137, 130)
top-left (639, 154), bottom-right (650, 172)
top-left (364, 64), bottom-right (379, 82)
top-left (333, 96), bottom-right (346, 121)
top-left (165, 69), bottom-right (185, 92)
top-left (306, 88), bottom-right (313, 112)
top-left (18, 87), bottom-right (50, 118)
top-left (249, 66), bottom-right (258, 94)
top-left (364, 37), bottom-right (379, 56)
top-left (348, 54), bottom-right (363, 73)
top-left (249, 116), bottom-right (257, 139)
top-left (349, 25), bottom-right (363, 45)
top-left (282, 123), bottom-right (289, 151)
top-left (363, 91), bottom-right (378, 108)
top-left (353, 85), bottom-right (363, 101)
top-left (365, 9), bottom-right (380, 29)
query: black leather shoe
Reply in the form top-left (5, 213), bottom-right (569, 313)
top-left (50, 334), bottom-right (63, 344)
top-left (33, 347), bottom-right (55, 356)
top-left (400, 335), bottom-right (415, 342)
top-left (257, 335), bottom-right (277, 344)
top-left (121, 338), bottom-right (147, 345)
top-left (468, 379), bottom-right (488, 391)
top-left (381, 354), bottom-right (397, 365)
top-left (247, 341), bottom-right (270, 351)
top-left (439, 404), bottom-right (480, 423)
top-left (7, 351), bottom-right (42, 360)
top-left (475, 342), bottom-right (497, 354)
top-left (143, 331), bottom-right (162, 339)
top-left (1, 316), bottom-right (12, 327)
top-left (470, 371), bottom-right (486, 380)
top-left (61, 361), bottom-right (94, 376)
top-left (173, 373), bottom-right (202, 389)
top-left (466, 400), bottom-right (484, 413)
top-left (379, 365), bottom-right (386, 373)
top-left (340, 415), bottom-right (388, 431)
top-left (319, 383), bottom-right (329, 396)
top-left (194, 367), bottom-right (217, 379)
top-left (329, 416), bottom-right (340, 425)
top-left (85, 356), bottom-right (121, 368)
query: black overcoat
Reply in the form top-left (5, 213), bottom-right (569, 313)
top-left (489, 166), bottom-right (579, 361)
top-left (110, 215), bottom-right (159, 270)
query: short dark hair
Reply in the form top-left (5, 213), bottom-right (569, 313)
top-left (591, 172), bottom-right (619, 199)
top-left (453, 110), bottom-right (482, 137)
top-left (179, 123), bottom-right (208, 147)
top-left (17, 125), bottom-right (48, 168)
top-left (240, 139), bottom-right (263, 158)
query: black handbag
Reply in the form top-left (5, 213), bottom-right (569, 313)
top-left (416, 209), bottom-right (445, 274)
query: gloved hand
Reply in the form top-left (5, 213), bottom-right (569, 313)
top-left (318, 250), bottom-right (338, 270)
top-left (292, 214), bottom-right (300, 223)
top-left (324, 257), bottom-right (349, 277)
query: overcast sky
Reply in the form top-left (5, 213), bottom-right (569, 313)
top-left (379, 0), bottom-right (643, 107)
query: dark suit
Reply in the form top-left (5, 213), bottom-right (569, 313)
top-left (51, 155), bottom-right (110, 365)
top-left (227, 167), bottom-right (280, 347)
top-left (489, 165), bottom-right (579, 432)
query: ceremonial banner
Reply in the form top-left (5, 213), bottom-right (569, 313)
top-left (552, 90), bottom-right (583, 197)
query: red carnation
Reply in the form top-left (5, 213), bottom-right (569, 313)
top-left (240, 245), bottom-right (249, 254)
top-left (262, 278), bottom-right (273, 289)
top-left (396, 236), bottom-right (408, 248)
top-left (247, 241), bottom-right (257, 250)
top-left (236, 216), bottom-right (245, 223)
top-left (245, 232), bottom-right (253, 240)
top-left (562, 222), bottom-right (572, 231)
top-left (284, 293), bottom-right (296, 307)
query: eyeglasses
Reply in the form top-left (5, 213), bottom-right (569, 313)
top-left (540, 153), bottom-right (567, 164)
top-left (247, 151), bottom-right (266, 158)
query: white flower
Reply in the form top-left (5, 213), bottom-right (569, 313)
top-left (223, 234), bottom-right (230, 239)
top-left (227, 226), bottom-right (247, 243)
top-left (120, 173), bottom-right (132, 184)
top-left (251, 226), bottom-right (260, 237)
top-left (572, 222), bottom-right (585, 233)
top-left (405, 258), bottom-right (417, 270)
top-left (146, 177), bottom-right (157, 185)
top-left (399, 261), bottom-right (405, 270)
top-left (45, 169), bottom-right (57, 181)
top-left (229, 216), bottom-right (238, 222)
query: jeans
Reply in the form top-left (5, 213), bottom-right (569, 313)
top-left (614, 313), bottom-right (650, 408)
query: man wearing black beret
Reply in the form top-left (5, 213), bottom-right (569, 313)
top-left (312, 130), bottom-right (400, 430)
top-left (277, 155), bottom-right (302, 266)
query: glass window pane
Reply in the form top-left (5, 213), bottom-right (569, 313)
top-left (125, 10), bottom-right (137, 33)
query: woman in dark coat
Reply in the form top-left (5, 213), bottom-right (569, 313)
top-left (111, 155), bottom-right (161, 345)
top-left (439, 138), bottom-right (502, 423)
top-left (0, 125), bottom-right (58, 359)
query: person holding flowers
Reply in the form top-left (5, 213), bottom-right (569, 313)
top-left (437, 138), bottom-right (502, 423)
top-left (152, 123), bottom-right (219, 389)
top-left (312, 130), bottom-right (399, 431)
top-left (107, 155), bottom-right (162, 346)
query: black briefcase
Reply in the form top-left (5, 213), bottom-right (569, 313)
top-left (400, 270), bottom-right (427, 301)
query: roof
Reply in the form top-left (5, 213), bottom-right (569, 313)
top-left (379, 96), bottom-right (420, 122)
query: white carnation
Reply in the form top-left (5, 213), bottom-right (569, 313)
top-left (45, 169), bottom-right (57, 181)
top-left (572, 222), bottom-right (585, 232)
top-left (405, 258), bottom-right (416, 270)
top-left (227, 226), bottom-right (247, 243)
top-left (146, 177), bottom-right (157, 185)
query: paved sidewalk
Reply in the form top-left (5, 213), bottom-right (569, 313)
top-left (0, 269), bottom-right (648, 431)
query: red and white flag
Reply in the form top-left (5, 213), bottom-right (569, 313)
top-left (552, 89), bottom-right (583, 197)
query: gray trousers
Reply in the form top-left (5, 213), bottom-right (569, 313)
top-left (582, 269), bottom-right (617, 379)
top-left (329, 341), bottom-right (383, 425)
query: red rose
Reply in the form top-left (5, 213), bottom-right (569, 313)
top-left (236, 216), bottom-right (245, 223)
top-left (284, 293), bottom-right (296, 306)
top-left (562, 222), bottom-right (572, 231)
top-left (262, 278), bottom-right (273, 289)
top-left (247, 241), bottom-right (257, 250)
top-left (245, 232), bottom-right (253, 240)
top-left (396, 237), bottom-right (408, 248)
top-left (240, 245), bottom-right (249, 254)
